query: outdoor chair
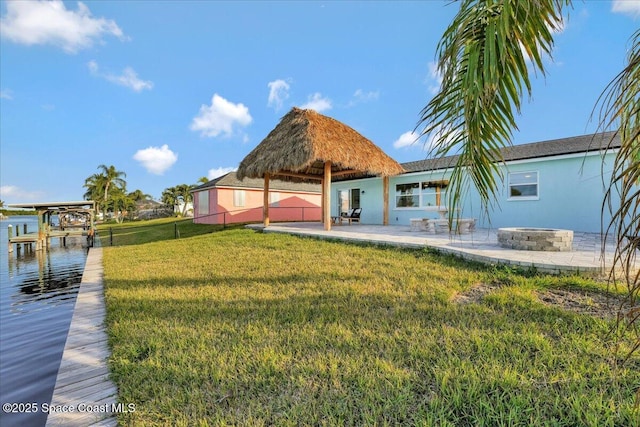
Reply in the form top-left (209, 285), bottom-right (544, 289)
top-left (340, 208), bottom-right (362, 225)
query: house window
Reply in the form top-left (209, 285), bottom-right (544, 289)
top-left (350, 188), bottom-right (361, 209)
top-left (508, 171), bottom-right (538, 199)
top-left (338, 188), bottom-right (360, 214)
top-left (420, 182), bottom-right (447, 207)
top-left (233, 189), bottom-right (245, 207)
top-left (269, 192), bottom-right (280, 207)
top-left (396, 183), bottom-right (419, 208)
top-left (197, 191), bottom-right (209, 216)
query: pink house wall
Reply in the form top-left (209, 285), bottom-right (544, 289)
top-left (193, 187), bottom-right (321, 225)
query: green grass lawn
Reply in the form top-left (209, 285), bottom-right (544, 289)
top-left (101, 220), bottom-right (639, 426)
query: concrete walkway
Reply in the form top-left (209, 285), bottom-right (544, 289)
top-left (253, 223), bottom-right (632, 275)
top-left (46, 242), bottom-right (118, 427)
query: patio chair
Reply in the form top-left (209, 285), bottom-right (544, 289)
top-left (341, 208), bottom-right (362, 225)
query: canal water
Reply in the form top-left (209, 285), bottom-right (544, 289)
top-left (0, 216), bottom-right (88, 427)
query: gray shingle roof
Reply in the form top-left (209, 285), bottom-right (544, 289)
top-left (191, 171), bottom-right (321, 193)
top-left (402, 132), bottom-right (620, 173)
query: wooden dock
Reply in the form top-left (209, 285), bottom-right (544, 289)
top-left (7, 201), bottom-right (96, 252)
top-left (45, 243), bottom-right (119, 427)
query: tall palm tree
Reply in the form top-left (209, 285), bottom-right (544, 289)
top-left (83, 173), bottom-right (107, 216)
top-left (98, 164), bottom-right (127, 206)
top-left (84, 165), bottom-right (127, 219)
top-left (420, 0), bottom-right (637, 356)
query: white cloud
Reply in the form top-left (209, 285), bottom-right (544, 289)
top-left (393, 131), bottom-right (421, 149)
top-left (612, 0), bottom-right (640, 17)
top-left (267, 79), bottom-right (290, 110)
top-left (0, 0), bottom-right (125, 54)
top-left (190, 94), bottom-right (253, 138)
top-left (425, 61), bottom-right (443, 95)
top-left (88, 61), bottom-right (153, 92)
top-left (394, 126), bottom-right (460, 154)
top-left (0, 89), bottom-right (13, 100)
top-left (299, 92), bottom-right (332, 112)
top-left (133, 144), bottom-right (178, 175)
top-left (0, 185), bottom-right (44, 202)
top-left (353, 89), bottom-right (379, 102)
top-left (347, 89), bottom-right (380, 107)
top-left (207, 166), bottom-right (237, 180)
top-left (88, 59), bottom-right (99, 73)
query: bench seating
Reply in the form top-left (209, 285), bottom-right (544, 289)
top-left (411, 218), bottom-right (475, 234)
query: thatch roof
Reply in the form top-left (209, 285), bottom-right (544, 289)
top-left (237, 108), bottom-right (404, 182)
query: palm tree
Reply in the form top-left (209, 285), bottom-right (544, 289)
top-left (84, 165), bottom-right (127, 220)
top-left (162, 186), bottom-right (180, 215)
top-left (98, 164), bottom-right (127, 206)
top-left (176, 184), bottom-right (195, 217)
top-left (83, 173), bottom-right (107, 217)
top-left (128, 189), bottom-right (152, 202)
top-left (420, 0), bottom-right (637, 355)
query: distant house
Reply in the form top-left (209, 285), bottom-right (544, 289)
top-left (135, 198), bottom-right (172, 220)
top-left (191, 172), bottom-right (322, 225)
top-left (331, 132), bottom-right (622, 233)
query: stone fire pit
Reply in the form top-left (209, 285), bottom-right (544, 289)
top-left (497, 227), bottom-right (573, 252)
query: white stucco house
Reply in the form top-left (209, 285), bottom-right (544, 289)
top-left (331, 132), bottom-right (622, 233)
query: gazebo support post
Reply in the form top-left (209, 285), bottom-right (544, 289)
top-left (263, 173), bottom-right (270, 227)
top-left (323, 161), bottom-right (332, 231)
top-left (383, 176), bottom-right (389, 225)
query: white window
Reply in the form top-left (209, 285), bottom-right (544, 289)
top-left (197, 191), bottom-right (209, 215)
top-left (269, 192), bottom-right (280, 207)
top-left (233, 189), bottom-right (245, 207)
top-left (396, 183), bottom-right (419, 208)
top-left (338, 188), bottom-right (361, 214)
top-left (396, 182), bottom-right (447, 208)
top-left (508, 171), bottom-right (538, 199)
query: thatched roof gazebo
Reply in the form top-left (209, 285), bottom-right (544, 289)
top-left (237, 107), bottom-right (404, 230)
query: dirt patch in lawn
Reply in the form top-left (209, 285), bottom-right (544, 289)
top-left (453, 283), bottom-right (626, 319)
top-left (452, 283), bottom-right (502, 306)
top-left (536, 288), bottom-right (624, 319)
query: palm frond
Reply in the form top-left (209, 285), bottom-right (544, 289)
top-left (595, 29), bottom-right (640, 355)
top-left (418, 0), bottom-right (570, 218)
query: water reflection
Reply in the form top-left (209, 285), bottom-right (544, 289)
top-left (9, 249), bottom-right (84, 308)
top-left (1, 218), bottom-right (87, 427)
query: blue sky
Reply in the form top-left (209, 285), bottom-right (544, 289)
top-left (1, 0), bottom-right (639, 204)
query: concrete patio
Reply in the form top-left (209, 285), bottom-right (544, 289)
top-left (249, 222), bottom-right (634, 276)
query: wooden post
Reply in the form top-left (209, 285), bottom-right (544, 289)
top-left (263, 173), bottom-right (270, 227)
top-left (323, 161), bottom-right (332, 231)
top-left (383, 176), bottom-right (390, 226)
top-left (7, 224), bottom-right (13, 253)
top-left (37, 210), bottom-right (45, 251)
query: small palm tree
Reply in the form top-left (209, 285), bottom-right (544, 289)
top-left (420, 0), bottom-right (637, 357)
top-left (162, 186), bottom-right (180, 215)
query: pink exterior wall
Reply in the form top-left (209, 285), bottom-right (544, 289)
top-left (193, 187), bottom-right (321, 225)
